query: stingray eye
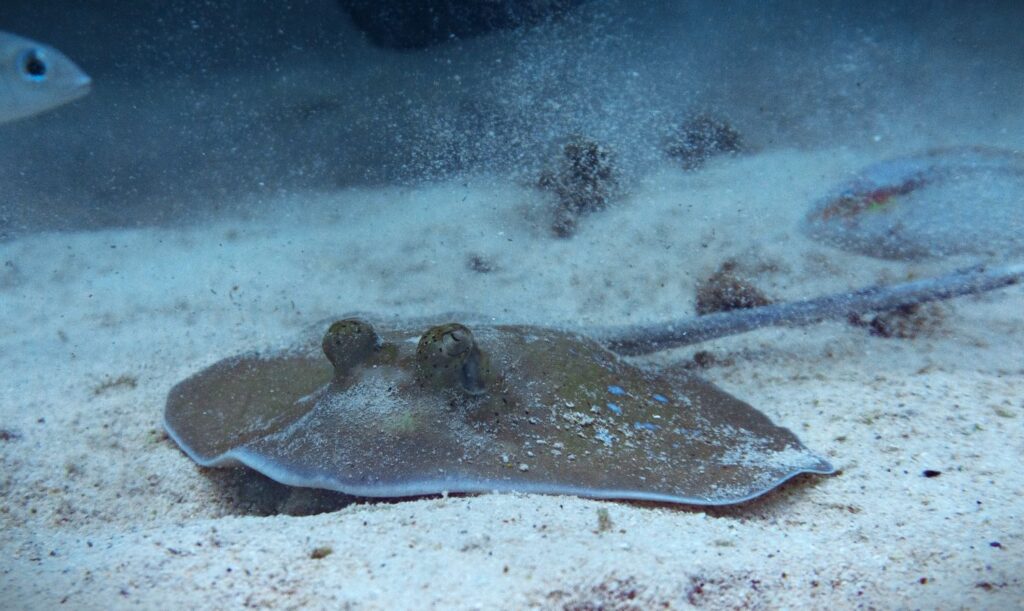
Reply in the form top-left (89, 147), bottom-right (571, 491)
top-left (417, 323), bottom-right (489, 395)
top-left (417, 323), bottom-right (474, 364)
top-left (18, 49), bottom-right (48, 81)
top-left (439, 326), bottom-right (472, 358)
top-left (322, 318), bottom-right (379, 371)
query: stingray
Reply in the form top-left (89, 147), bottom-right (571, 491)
top-left (165, 265), bottom-right (1022, 506)
top-left (802, 146), bottom-right (1024, 260)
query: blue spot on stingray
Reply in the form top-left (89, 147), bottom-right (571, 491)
top-left (607, 385), bottom-right (625, 396)
top-left (634, 422), bottom-right (661, 431)
top-left (595, 428), bottom-right (616, 447)
top-left (606, 402), bottom-right (622, 415)
top-left (652, 394), bottom-right (668, 403)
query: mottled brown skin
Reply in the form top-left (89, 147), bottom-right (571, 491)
top-left (164, 317), bottom-right (833, 505)
top-left (414, 323), bottom-right (492, 395)
top-left (322, 319), bottom-right (381, 382)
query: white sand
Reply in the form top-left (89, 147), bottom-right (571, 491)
top-left (2, 149), bottom-right (1022, 608)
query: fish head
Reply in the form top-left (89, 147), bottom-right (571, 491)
top-left (0, 32), bottom-right (91, 124)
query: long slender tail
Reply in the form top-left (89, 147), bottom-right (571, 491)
top-left (599, 263), bottom-right (1024, 356)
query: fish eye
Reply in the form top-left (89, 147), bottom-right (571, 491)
top-left (19, 49), bottom-right (48, 81)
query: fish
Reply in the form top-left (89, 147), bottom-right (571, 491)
top-left (165, 316), bottom-right (835, 506)
top-left (0, 31), bottom-right (91, 124)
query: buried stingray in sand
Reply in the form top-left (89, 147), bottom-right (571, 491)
top-left (164, 264), bottom-right (1022, 507)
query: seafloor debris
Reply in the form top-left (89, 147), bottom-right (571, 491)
top-left (664, 114), bottom-right (743, 171)
top-left (695, 261), bottom-right (772, 315)
top-left (538, 135), bottom-right (619, 237)
top-left (684, 350), bottom-right (734, 370)
top-left (309, 546), bottom-right (333, 559)
top-left (848, 303), bottom-right (945, 339)
top-left (466, 254), bottom-right (495, 273)
top-left (91, 374), bottom-right (139, 396)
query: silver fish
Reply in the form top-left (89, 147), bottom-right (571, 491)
top-left (0, 31), bottom-right (91, 124)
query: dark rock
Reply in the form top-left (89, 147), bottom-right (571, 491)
top-left (695, 261), bottom-right (771, 315)
top-left (310, 546), bottom-right (334, 559)
top-left (691, 350), bottom-right (717, 368)
top-left (538, 135), bottom-right (619, 238)
top-left (467, 254), bottom-right (495, 273)
top-left (665, 115), bottom-right (743, 171)
top-left (679, 350), bottom-right (735, 371)
top-left (339, 0), bottom-right (587, 49)
top-left (0, 429), bottom-right (22, 442)
top-left (848, 303), bottom-right (945, 339)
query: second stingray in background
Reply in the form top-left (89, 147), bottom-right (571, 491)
top-left (803, 146), bottom-right (1024, 260)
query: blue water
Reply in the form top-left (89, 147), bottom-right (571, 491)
top-left (1, 0), bottom-right (1022, 234)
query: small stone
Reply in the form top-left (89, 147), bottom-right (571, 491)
top-left (665, 114), bottom-right (743, 171)
top-left (310, 546), bottom-right (333, 559)
top-left (466, 254), bottom-right (495, 274)
top-left (695, 261), bottom-right (770, 315)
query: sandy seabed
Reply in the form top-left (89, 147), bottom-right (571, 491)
top-left (1, 149), bottom-right (1021, 609)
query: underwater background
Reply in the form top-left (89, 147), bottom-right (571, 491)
top-left (3, 0), bottom-right (1022, 232)
top-left (1, 1), bottom-right (1022, 608)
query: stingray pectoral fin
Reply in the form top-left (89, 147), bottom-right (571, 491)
top-left (658, 370), bottom-right (836, 499)
top-left (164, 352), bottom-right (333, 464)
